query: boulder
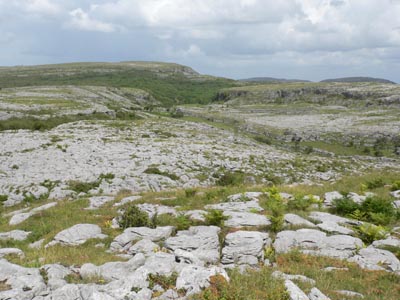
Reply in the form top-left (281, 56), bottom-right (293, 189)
top-left (164, 226), bottom-right (220, 264)
top-left (0, 230), bottom-right (31, 241)
top-left (184, 210), bottom-right (206, 222)
top-left (348, 246), bottom-right (400, 272)
top-left (0, 259), bottom-right (46, 299)
top-left (86, 196), bottom-right (114, 210)
top-left (390, 190), bottom-right (400, 199)
top-left (114, 195), bottom-right (142, 207)
top-left (317, 221), bottom-right (354, 235)
top-left (284, 280), bottom-right (310, 300)
top-left (227, 192), bottom-right (263, 202)
top-left (284, 214), bottom-right (316, 228)
top-left (309, 211), bottom-right (360, 225)
top-left (80, 253), bottom-right (146, 281)
top-left (110, 226), bottom-right (174, 252)
top-left (0, 248), bottom-right (25, 258)
top-left (48, 187), bottom-right (76, 200)
top-left (274, 229), bottom-right (363, 259)
top-left (137, 203), bottom-right (178, 218)
top-left (176, 265), bottom-right (229, 296)
top-left (323, 191), bottom-right (343, 206)
top-left (272, 271), bottom-right (316, 285)
top-left (308, 287), bottom-right (331, 300)
top-left (205, 200), bottom-right (263, 213)
top-left (224, 211), bottom-right (271, 227)
top-left (372, 237), bottom-right (400, 248)
top-left (128, 239), bottom-right (160, 256)
top-left (9, 202), bottom-right (57, 225)
top-left (221, 231), bottom-right (271, 266)
top-left (47, 224), bottom-right (107, 247)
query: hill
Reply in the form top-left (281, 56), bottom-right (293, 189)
top-left (321, 76), bottom-right (396, 84)
top-left (0, 61), bottom-right (237, 106)
top-left (240, 77), bottom-right (310, 83)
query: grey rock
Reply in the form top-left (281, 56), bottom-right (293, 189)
top-left (323, 191), bottom-right (343, 206)
top-left (308, 287), bottom-right (331, 300)
top-left (86, 196), bottom-right (115, 209)
top-left (29, 239), bottom-right (45, 249)
top-left (0, 230), bottom-right (31, 241)
top-left (227, 192), bottom-right (263, 202)
top-left (221, 231), bottom-right (271, 266)
top-left (174, 249), bottom-right (205, 266)
top-left (81, 253), bottom-right (145, 281)
top-left (0, 248), bottom-right (25, 258)
top-left (284, 214), bottom-right (316, 228)
top-left (153, 289), bottom-right (182, 300)
top-left (48, 187), bottom-right (76, 200)
top-left (128, 239), bottom-right (160, 256)
top-left (372, 237), bottom-right (400, 248)
top-left (140, 252), bottom-right (184, 276)
top-left (317, 221), bottom-right (354, 235)
top-left (113, 195), bottom-right (142, 207)
top-left (138, 203), bottom-right (178, 218)
top-left (110, 226), bottom-right (174, 252)
top-left (272, 271), bottom-right (316, 285)
top-left (348, 192), bottom-right (367, 204)
top-left (9, 202), bottom-right (57, 225)
top-left (165, 226), bottom-right (220, 264)
top-left (335, 290), bottom-right (364, 298)
top-left (280, 193), bottom-right (294, 200)
top-left (348, 246), bottom-right (400, 272)
top-left (47, 224), bottom-right (107, 247)
top-left (176, 265), bottom-right (229, 296)
top-left (309, 211), bottom-right (360, 225)
top-left (0, 259), bottom-right (46, 299)
top-left (323, 267), bottom-right (349, 272)
top-left (205, 200), bottom-right (263, 213)
top-left (274, 229), bottom-right (363, 259)
top-left (184, 210), bottom-right (206, 222)
top-left (390, 190), bottom-right (400, 198)
top-left (284, 280), bottom-right (310, 300)
top-left (224, 211), bottom-right (271, 228)
top-left (393, 200), bottom-right (400, 209)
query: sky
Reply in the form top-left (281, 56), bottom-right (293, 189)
top-left (0, 0), bottom-right (400, 82)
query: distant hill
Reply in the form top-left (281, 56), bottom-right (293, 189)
top-left (240, 77), bottom-right (311, 83)
top-left (0, 61), bottom-right (237, 106)
top-left (321, 77), bottom-right (396, 84)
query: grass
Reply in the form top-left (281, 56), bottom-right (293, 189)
top-left (0, 198), bottom-right (123, 267)
top-left (194, 268), bottom-right (289, 300)
top-left (276, 252), bottom-right (400, 300)
top-left (0, 64), bottom-right (237, 106)
top-left (0, 112), bottom-right (139, 131)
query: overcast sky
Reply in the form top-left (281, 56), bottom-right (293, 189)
top-left (1, 0), bottom-right (399, 82)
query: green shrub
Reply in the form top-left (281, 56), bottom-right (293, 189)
top-left (365, 178), bottom-right (385, 189)
top-left (391, 180), bottom-right (400, 191)
top-left (361, 197), bottom-right (396, 225)
top-left (118, 205), bottom-right (150, 229)
top-left (144, 167), bottom-right (179, 181)
top-left (216, 171), bottom-right (245, 186)
top-left (184, 188), bottom-right (197, 198)
top-left (265, 187), bottom-right (286, 232)
top-left (67, 180), bottom-right (99, 194)
top-left (287, 196), bottom-right (313, 211)
top-left (205, 210), bottom-right (229, 227)
top-left (332, 197), bottom-right (360, 216)
top-left (148, 273), bottom-right (178, 290)
top-left (357, 223), bottom-right (388, 244)
top-left (0, 195), bottom-right (8, 203)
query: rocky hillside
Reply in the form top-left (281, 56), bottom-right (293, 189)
top-left (321, 77), bottom-right (396, 84)
top-left (0, 62), bottom-right (400, 300)
top-left (0, 62), bottom-right (236, 106)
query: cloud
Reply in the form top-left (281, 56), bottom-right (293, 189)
top-left (0, 0), bottom-right (399, 81)
top-left (67, 8), bottom-right (117, 33)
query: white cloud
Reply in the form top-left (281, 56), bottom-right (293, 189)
top-left (25, 0), bottom-right (61, 15)
top-left (68, 8), bottom-right (117, 33)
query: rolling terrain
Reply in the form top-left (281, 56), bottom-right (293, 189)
top-left (0, 62), bottom-right (399, 300)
